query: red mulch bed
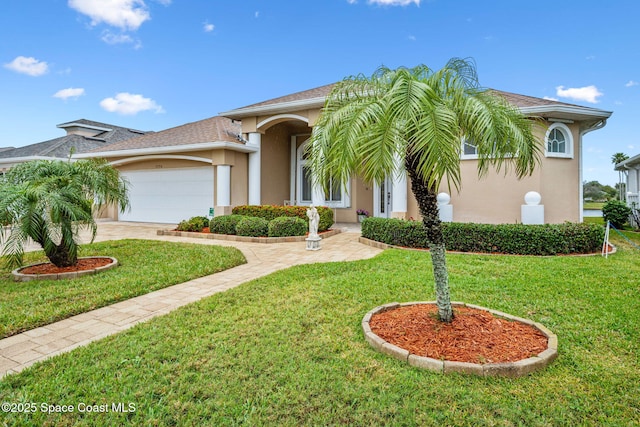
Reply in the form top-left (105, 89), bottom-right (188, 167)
top-left (19, 258), bottom-right (113, 275)
top-left (370, 304), bottom-right (548, 364)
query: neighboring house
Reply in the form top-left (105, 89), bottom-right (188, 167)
top-left (0, 119), bottom-right (149, 174)
top-left (77, 85), bottom-right (612, 225)
top-left (616, 154), bottom-right (640, 209)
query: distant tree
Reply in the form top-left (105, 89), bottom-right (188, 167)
top-left (0, 159), bottom-right (129, 268)
top-left (584, 180), bottom-right (619, 202)
top-left (583, 180), bottom-right (606, 201)
top-left (611, 152), bottom-right (629, 201)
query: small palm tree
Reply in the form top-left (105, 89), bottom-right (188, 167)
top-left (308, 58), bottom-right (542, 322)
top-left (611, 152), bottom-right (629, 201)
top-left (0, 158), bottom-right (129, 268)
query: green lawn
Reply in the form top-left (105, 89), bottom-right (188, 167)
top-left (583, 201), bottom-right (605, 210)
top-left (1, 234), bottom-right (639, 426)
top-left (0, 240), bottom-right (246, 338)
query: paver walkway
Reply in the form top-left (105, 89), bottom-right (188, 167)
top-left (0, 222), bottom-right (381, 378)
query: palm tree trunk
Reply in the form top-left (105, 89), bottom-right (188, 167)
top-left (31, 218), bottom-right (77, 267)
top-left (45, 244), bottom-right (76, 268)
top-left (406, 154), bottom-right (454, 322)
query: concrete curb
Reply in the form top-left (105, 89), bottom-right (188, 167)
top-left (358, 236), bottom-right (614, 257)
top-left (158, 228), bottom-right (342, 243)
top-left (362, 301), bottom-right (558, 377)
top-left (12, 257), bottom-right (118, 282)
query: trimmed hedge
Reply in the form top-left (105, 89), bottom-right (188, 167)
top-left (209, 215), bottom-right (245, 235)
top-left (236, 216), bottom-right (269, 237)
top-left (232, 205), bottom-right (334, 232)
top-left (602, 200), bottom-right (632, 228)
top-left (176, 216), bottom-right (210, 232)
top-left (268, 216), bottom-right (308, 237)
top-left (361, 217), bottom-right (604, 255)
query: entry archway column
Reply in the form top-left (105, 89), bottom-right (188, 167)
top-left (391, 155), bottom-right (408, 219)
top-left (247, 132), bottom-right (261, 205)
top-left (215, 164), bottom-right (232, 216)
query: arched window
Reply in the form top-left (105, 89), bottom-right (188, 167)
top-left (545, 123), bottom-right (573, 158)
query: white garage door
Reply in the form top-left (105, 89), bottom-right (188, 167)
top-left (119, 167), bottom-right (214, 223)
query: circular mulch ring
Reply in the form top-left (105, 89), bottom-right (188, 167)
top-left (12, 256), bottom-right (118, 282)
top-left (362, 302), bottom-right (558, 377)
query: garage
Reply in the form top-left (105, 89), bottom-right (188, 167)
top-left (119, 167), bottom-right (214, 223)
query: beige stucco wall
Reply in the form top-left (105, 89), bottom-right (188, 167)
top-left (409, 121), bottom-right (581, 224)
top-left (243, 110), bottom-right (585, 224)
top-left (260, 122), bottom-right (296, 205)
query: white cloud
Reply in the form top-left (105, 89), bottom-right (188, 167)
top-left (100, 92), bottom-right (164, 115)
top-left (53, 87), bottom-right (86, 100)
top-left (625, 80), bottom-right (638, 87)
top-left (555, 85), bottom-right (603, 104)
top-left (68, 0), bottom-right (150, 31)
top-left (203, 22), bottom-right (214, 32)
top-left (101, 30), bottom-right (134, 44)
top-left (4, 56), bottom-right (49, 76)
top-left (543, 96), bottom-right (559, 101)
top-left (367, 0), bottom-right (420, 5)
top-left (347, 0), bottom-right (357, 4)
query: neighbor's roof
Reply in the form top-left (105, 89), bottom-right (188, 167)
top-left (81, 116), bottom-right (244, 156)
top-left (615, 153), bottom-right (640, 170)
top-left (221, 83), bottom-right (612, 123)
top-left (0, 119), bottom-right (148, 160)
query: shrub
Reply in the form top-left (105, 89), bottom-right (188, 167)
top-left (210, 215), bottom-right (245, 235)
top-left (361, 218), bottom-right (604, 255)
top-left (602, 200), bottom-right (632, 228)
top-left (232, 205), bottom-right (334, 232)
top-left (176, 216), bottom-right (210, 232)
top-left (268, 216), bottom-right (308, 237)
top-left (236, 216), bottom-right (269, 237)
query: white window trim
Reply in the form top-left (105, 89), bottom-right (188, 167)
top-left (296, 141), bottom-right (351, 208)
top-left (545, 122), bottom-right (573, 159)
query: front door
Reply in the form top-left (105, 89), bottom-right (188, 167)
top-left (373, 177), bottom-right (393, 218)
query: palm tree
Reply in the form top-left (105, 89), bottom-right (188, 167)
top-left (0, 158), bottom-right (129, 268)
top-left (611, 152), bottom-right (629, 201)
top-left (307, 58), bottom-right (542, 322)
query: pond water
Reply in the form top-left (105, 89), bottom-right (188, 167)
top-left (583, 209), bottom-right (602, 217)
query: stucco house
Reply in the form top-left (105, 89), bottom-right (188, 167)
top-left (0, 119), bottom-right (149, 175)
top-left (74, 84), bottom-right (612, 225)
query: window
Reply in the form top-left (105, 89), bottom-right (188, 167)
top-left (297, 141), bottom-right (350, 208)
top-left (545, 123), bottom-right (573, 158)
top-left (461, 139), bottom-right (478, 159)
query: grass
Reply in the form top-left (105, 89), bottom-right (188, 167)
top-left (583, 201), bottom-right (605, 210)
top-left (0, 239), bottom-right (246, 338)
top-left (1, 234), bottom-right (639, 426)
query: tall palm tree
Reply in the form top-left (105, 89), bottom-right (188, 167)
top-left (308, 58), bottom-right (542, 322)
top-left (0, 158), bottom-right (129, 268)
top-left (611, 152), bottom-right (629, 201)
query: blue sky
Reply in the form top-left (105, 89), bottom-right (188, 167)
top-left (1, 0), bottom-right (638, 186)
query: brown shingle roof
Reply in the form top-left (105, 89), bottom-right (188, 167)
top-left (0, 119), bottom-right (149, 159)
top-left (88, 116), bottom-right (242, 153)
top-left (225, 83), bottom-right (609, 118)
top-left (239, 83), bottom-right (336, 109)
